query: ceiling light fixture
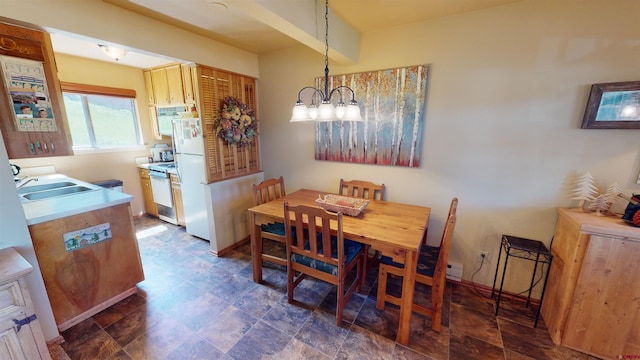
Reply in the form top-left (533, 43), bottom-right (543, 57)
top-left (290, 0), bottom-right (361, 122)
top-left (98, 44), bottom-right (128, 62)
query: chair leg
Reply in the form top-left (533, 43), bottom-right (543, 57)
top-left (287, 267), bottom-right (294, 304)
top-left (336, 277), bottom-right (344, 326)
top-left (361, 245), bottom-right (370, 288)
top-left (376, 264), bottom-right (388, 310)
top-left (430, 278), bottom-right (444, 332)
top-left (356, 255), bottom-right (363, 293)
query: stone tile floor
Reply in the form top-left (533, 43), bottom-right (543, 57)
top-left (52, 216), bottom-right (601, 359)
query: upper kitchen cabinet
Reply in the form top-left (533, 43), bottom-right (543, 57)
top-left (0, 21), bottom-right (73, 159)
top-left (144, 64), bottom-right (196, 107)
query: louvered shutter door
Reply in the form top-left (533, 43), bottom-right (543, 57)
top-left (198, 66), bottom-right (260, 183)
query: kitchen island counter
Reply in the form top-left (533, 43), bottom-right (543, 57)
top-left (20, 174), bottom-right (144, 331)
top-left (20, 174), bottom-right (132, 225)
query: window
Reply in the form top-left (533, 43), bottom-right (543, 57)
top-left (61, 82), bottom-right (142, 149)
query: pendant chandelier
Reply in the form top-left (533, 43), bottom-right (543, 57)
top-left (290, 0), bottom-right (362, 122)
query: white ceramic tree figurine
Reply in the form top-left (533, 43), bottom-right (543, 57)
top-left (571, 172), bottom-right (598, 210)
top-left (588, 194), bottom-right (609, 216)
top-left (604, 182), bottom-right (624, 207)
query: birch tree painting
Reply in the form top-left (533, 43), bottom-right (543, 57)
top-left (314, 65), bottom-right (429, 167)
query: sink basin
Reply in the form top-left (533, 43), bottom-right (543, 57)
top-left (21, 186), bottom-right (95, 201)
top-left (17, 181), bottom-right (77, 195)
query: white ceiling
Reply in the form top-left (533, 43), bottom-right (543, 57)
top-left (50, 0), bottom-right (522, 69)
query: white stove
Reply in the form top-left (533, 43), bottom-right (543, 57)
top-left (147, 162), bottom-right (177, 224)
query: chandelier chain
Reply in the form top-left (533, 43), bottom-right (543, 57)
top-left (324, 0), bottom-right (329, 98)
top-left (290, 0), bottom-right (362, 122)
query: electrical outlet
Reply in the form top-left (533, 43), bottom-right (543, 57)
top-left (478, 251), bottom-right (489, 262)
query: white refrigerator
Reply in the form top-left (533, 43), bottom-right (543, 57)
top-left (172, 118), bottom-right (264, 253)
top-left (172, 118), bottom-right (212, 240)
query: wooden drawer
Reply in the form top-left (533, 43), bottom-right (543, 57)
top-left (138, 168), bottom-right (150, 178)
top-left (0, 281), bottom-right (25, 322)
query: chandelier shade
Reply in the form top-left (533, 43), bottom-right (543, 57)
top-left (290, 0), bottom-right (362, 123)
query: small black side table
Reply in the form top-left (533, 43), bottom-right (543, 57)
top-left (491, 234), bottom-right (552, 328)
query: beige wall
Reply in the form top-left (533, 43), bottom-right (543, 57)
top-left (258, 0), bottom-right (640, 295)
top-left (11, 54), bottom-right (161, 217)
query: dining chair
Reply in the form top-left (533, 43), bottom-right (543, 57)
top-left (252, 176), bottom-right (287, 267)
top-left (284, 201), bottom-right (365, 325)
top-left (338, 178), bottom-right (385, 201)
top-left (376, 197), bottom-right (458, 332)
top-left (338, 178), bottom-right (386, 276)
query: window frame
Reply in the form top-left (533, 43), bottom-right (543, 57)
top-left (60, 82), bottom-right (144, 152)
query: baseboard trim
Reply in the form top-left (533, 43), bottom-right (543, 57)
top-left (56, 287), bottom-right (138, 332)
top-left (452, 279), bottom-right (540, 306)
top-left (212, 236), bottom-right (250, 257)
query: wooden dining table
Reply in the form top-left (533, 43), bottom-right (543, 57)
top-left (247, 188), bottom-right (431, 346)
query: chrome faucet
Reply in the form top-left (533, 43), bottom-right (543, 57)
top-left (15, 176), bottom-right (38, 189)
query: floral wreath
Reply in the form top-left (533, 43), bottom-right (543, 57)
top-left (215, 96), bottom-right (258, 146)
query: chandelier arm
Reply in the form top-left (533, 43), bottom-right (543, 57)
top-left (328, 86), bottom-right (357, 102)
top-left (296, 86), bottom-right (325, 103)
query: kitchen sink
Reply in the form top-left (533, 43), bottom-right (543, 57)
top-left (21, 185), bottom-right (96, 201)
top-left (17, 181), bottom-right (77, 195)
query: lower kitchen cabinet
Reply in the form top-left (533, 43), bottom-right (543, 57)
top-left (170, 174), bottom-right (185, 226)
top-left (138, 168), bottom-right (158, 217)
top-left (0, 248), bottom-right (50, 360)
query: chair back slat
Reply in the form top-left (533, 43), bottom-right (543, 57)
top-left (253, 176), bottom-right (285, 205)
top-left (339, 179), bottom-right (385, 200)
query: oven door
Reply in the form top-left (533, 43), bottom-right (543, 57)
top-left (149, 175), bottom-right (173, 208)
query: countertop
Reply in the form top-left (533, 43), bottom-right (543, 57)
top-left (0, 247), bottom-right (32, 284)
top-left (20, 174), bottom-right (133, 226)
top-left (558, 207), bottom-right (640, 242)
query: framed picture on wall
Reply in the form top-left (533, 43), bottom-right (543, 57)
top-left (581, 81), bottom-right (640, 129)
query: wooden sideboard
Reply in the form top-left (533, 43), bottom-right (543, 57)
top-left (0, 248), bottom-right (50, 359)
top-left (541, 208), bottom-right (640, 359)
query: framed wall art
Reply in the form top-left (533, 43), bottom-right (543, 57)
top-left (315, 65), bottom-right (429, 167)
top-left (0, 55), bottom-right (57, 132)
top-left (581, 81), bottom-right (640, 129)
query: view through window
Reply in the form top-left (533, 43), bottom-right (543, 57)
top-left (61, 83), bottom-right (141, 149)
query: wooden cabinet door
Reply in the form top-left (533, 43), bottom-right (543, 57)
top-left (143, 70), bottom-right (155, 105)
top-left (0, 21), bottom-right (73, 159)
top-left (0, 252), bottom-right (49, 360)
top-left (148, 107), bottom-right (161, 140)
top-left (170, 174), bottom-right (184, 226)
top-left (138, 169), bottom-right (158, 216)
top-left (165, 65), bottom-right (184, 105)
top-left (562, 234), bottom-right (640, 357)
top-left (181, 65), bottom-right (195, 104)
top-left (150, 69), bottom-right (170, 106)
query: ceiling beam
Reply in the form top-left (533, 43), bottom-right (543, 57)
top-left (226, 0), bottom-right (359, 64)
